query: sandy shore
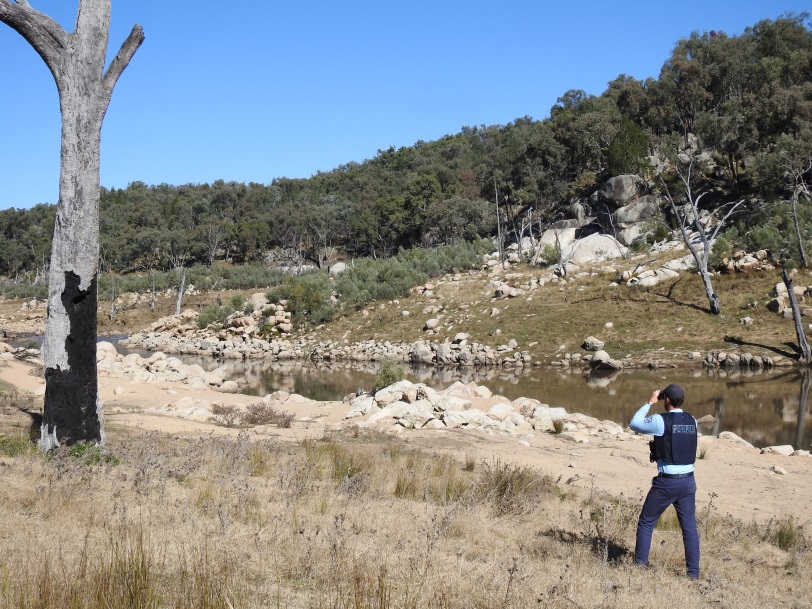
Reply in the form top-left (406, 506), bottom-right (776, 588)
top-left (2, 356), bottom-right (810, 525)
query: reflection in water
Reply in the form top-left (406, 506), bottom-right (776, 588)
top-left (121, 348), bottom-right (812, 450)
top-left (796, 370), bottom-right (811, 449)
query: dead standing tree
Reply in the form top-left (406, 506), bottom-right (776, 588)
top-left (662, 159), bottom-right (743, 316)
top-left (781, 153), bottom-right (812, 269)
top-left (0, 1), bottom-right (143, 449)
top-left (782, 269), bottom-right (812, 365)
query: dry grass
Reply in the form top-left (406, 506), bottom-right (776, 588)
top-left (310, 262), bottom-right (801, 364)
top-left (0, 419), bottom-right (806, 608)
top-left (210, 403), bottom-right (294, 429)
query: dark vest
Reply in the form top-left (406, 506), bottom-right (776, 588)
top-left (653, 411), bottom-right (697, 466)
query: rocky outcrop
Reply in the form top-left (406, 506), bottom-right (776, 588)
top-left (716, 249), bottom-right (773, 274)
top-left (341, 379), bottom-right (617, 437)
top-left (559, 233), bottom-right (628, 266)
top-left (599, 175), bottom-right (646, 208)
top-left (600, 195), bottom-right (662, 245)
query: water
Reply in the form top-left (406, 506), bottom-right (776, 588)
top-left (8, 334), bottom-right (129, 349)
top-left (16, 333), bottom-right (812, 450)
top-left (151, 355), bottom-right (812, 450)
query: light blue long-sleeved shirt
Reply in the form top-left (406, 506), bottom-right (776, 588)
top-left (630, 403), bottom-right (695, 475)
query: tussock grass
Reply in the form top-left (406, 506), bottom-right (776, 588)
top-left (0, 428), bottom-right (806, 608)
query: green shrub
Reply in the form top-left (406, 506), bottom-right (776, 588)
top-left (229, 294), bottom-right (246, 310)
top-left (536, 244), bottom-right (561, 267)
top-left (709, 235), bottom-right (733, 268)
top-left (65, 441), bottom-right (119, 465)
top-left (334, 240), bottom-right (489, 308)
top-left (267, 271), bottom-right (334, 324)
top-left (196, 305), bottom-right (233, 330)
top-left (374, 358), bottom-right (406, 388)
top-left (0, 281), bottom-right (48, 300)
top-left (607, 118), bottom-right (649, 176)
top-left (645, 218), bottom-right (671, 244)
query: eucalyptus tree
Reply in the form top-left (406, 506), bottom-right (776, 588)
top-left (0, 0), bottom-right (143, 449)
top-left (753, 131), bottom-right (812, 268)
top-left (658, 35), bottom-right (713, 147)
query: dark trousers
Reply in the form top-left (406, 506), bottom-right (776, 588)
top-left (635, 474), bottom-right (700, 578)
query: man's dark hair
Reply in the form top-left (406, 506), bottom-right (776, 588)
top-left (661, 384), bottom-right (685, 408)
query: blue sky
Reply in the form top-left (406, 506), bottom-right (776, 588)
top-left (0, 1), bottom-right (807, 210)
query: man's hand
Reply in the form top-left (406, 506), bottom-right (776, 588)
top-left (648, 390), bottom-right (660, 405)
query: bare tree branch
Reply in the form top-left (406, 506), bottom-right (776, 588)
top-left (660, 156), bottom-right (742, 315)
top-left (102, 24), bottom-right (144, 101)
top-left (0, 0), bottom-right (68, 69)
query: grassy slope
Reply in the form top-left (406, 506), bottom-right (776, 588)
top-left (1, 251), bottom-right (804, 366)
top-left (304, 258), bottom-right (802, 365)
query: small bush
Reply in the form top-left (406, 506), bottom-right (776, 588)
top-left (478, 458), bottom-right (553, 517)
top-left (709, 234), bottom-right (733, 269)
top-left (644, 219), bottom-right (671, 244)
top-left (242, 403), bottom-right (294, 428)
top-left (536, 244), bottom-right (561, 267)
top-left (65, 441), bottom-right (119, 465)
top-left (229, 293), bottom-right (246, 310)
top-left (374, 358), bottom-right (406, 388)
top-left (210, 404), bottom-right (241, 427)
top-left (210, 403), bottom-right (294, 428)
top-left (196, 305), bottom-right (233, 330)
top-left (267, 271), bottom-right (334, 325)
top-left (770, 516), bottom-right (804, 551)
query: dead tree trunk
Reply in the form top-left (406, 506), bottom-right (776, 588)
top-left (663, 158), bottom-right (742, 316)
top-left (175, 267), bottom-right (187, 315)
top-left (0, 0), bottom-right (143, 449)
top-left (790, 192), bottom-right (808, 269)
top-left (782, 154), bottom-right (811, 269)
top-left (782, 269), bottom-right (812, 365)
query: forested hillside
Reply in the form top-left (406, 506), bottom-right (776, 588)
top-left (1, 14), bottom-right (810, 282)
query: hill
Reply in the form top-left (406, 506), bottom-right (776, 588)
top-left (1, 237), bottom-right (807, 370)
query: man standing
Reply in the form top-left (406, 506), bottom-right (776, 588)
top-left (630, 383), bottom-right (700, 579)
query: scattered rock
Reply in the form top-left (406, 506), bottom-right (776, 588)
top-left (760, 445), bottom-right (795, 456)
top-left (581, 336), bottom-right (605, 352)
